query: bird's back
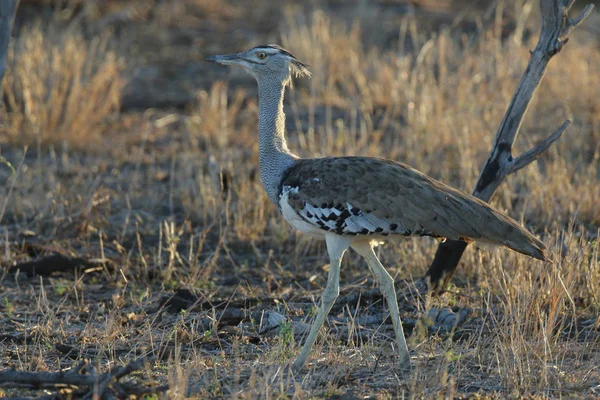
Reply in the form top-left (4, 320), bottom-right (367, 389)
top-left (279, 156), bottom-right (548, 261)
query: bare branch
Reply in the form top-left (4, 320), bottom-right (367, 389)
top-left (509, 120), bottom-right (570, 173)
top-left (426, 0), bottom-right (595, 291)
top-left (562, 3), bottom-right (594, 38)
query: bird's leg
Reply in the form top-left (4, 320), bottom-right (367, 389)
top-left (352, 242), bottom-right (410, 369)
top-left (292, 258), bottom-right (339, 369)
top-left (293, 235), bottom-right (350, 369)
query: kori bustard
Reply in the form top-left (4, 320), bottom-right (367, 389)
top-left (206, 45), bottom-right (548, 370)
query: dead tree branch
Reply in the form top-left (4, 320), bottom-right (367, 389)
top-left (426, 0), bottom-right (594, 291)
top-left (0, 357), bottom-right (168, 399)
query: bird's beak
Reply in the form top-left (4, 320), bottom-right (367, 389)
top-left (205, 53), bottom-right (242, 65)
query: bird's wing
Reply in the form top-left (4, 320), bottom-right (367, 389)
top-left (278, 156), bottom-right (541, 252)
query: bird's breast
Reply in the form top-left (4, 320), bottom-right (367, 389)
top-left (279, 187), bottom-right (327, 239)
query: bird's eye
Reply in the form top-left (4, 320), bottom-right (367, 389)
top-left (257, 52), bottom-right (266, 59)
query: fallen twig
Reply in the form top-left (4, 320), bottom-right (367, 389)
top-left (8, 253), bottom-right (111, 277)
top-left (0, 357), bottom-right (167, 399)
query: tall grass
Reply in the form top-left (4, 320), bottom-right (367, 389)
top-left (0, 19), bottom-right (123, 147)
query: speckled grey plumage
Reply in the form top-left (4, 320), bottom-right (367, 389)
top-left (279, 156), bottom-right (547, 260)
top-left (256, 72), bottom-right (297, 205)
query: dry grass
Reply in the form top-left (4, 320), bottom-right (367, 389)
top-left (0, 18), bottom-right (123, 147)
top-left (0, 1), bottom-right (599, 398)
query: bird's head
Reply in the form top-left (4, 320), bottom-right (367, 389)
top-left (206, 44), bottom-right (310, 86)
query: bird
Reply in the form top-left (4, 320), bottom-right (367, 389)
top-left (206, 44), bottom-right (549, 370)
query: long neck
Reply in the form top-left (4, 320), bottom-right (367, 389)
top-left (257, 75), bottom-right (297, 204)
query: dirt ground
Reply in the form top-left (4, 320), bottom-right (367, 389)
top-left (1, 0), bottom-right (599, 398)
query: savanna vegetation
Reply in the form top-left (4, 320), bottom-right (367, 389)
top-left (0, 0), bottom-right (599, 398)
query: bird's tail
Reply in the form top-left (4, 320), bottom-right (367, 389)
top-left (502, 228), bottom-right (550, 261)
top-left (478, 209), bottom-right (550, 262)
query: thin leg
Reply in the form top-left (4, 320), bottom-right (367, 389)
top-left (293, 235), bottom-right (351, 369)
top-left (352, 241), bottom-right (410, 368)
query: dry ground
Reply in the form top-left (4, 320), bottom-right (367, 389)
top-left (1, 0), bottom-right (599, 398)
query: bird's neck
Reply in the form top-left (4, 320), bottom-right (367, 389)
top-left (257, 75), bottom-right (297, 204)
